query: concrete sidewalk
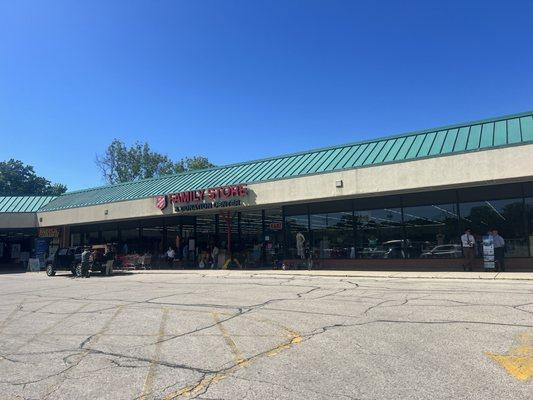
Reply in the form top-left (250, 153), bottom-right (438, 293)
top-left (133, 268), bottom-right (533, 281)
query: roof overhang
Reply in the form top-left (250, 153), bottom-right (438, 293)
top-left (36, 143), bottom-right (533, 227)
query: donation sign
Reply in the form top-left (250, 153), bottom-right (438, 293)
top-left (157, 184), bottom-right (249, 212)
top-left (482, 235), bottom-right (495, 270)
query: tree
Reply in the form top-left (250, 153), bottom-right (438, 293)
top-left (96, 139), bottom-right (215, 185)
top-left (174, 156), bottom-right (215, 174)
top-left (0, 159), bottom-right (67, 196)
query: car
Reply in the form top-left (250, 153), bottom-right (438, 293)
top-left (420, 244), bottom-right (463, 259)
top-left (45, 246), bottom-right (112, 277)
top-left (45, 246), bottom-right (83, 276)
top-left (360, 240), bottom-right (418, 259)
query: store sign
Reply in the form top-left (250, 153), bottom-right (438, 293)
top-left (38, 227), bottom-right (60, 238)
top-left (170, 185), bottom-right (248, 204)
top-left (155, 184), bottom-right (249, 212)
top-left (155, 195), bottom-right (168, 210)
top-left (269, 222), bottom-right (283, 231)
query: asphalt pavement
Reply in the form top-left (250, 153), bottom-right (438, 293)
top-left (0, 270), bottom-right (531, 399)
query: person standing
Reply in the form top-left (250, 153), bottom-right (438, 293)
top-left (80, 246), bottom-right (92, 278)
top-left (166, 246), bottom-right (175, 268)
top-left (296, 232), bottom-right (305, 259)
top-left (211, 244), bottom-right (219, 269)
top-left (491, 229), bottom-right (506, 272)
top-left (461, 228), bottom-right (476, 271)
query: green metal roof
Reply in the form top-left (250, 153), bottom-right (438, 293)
top-left (0, 196), bottom-right (57, 213)
top-left (40, 110), bottom-right (533, 212)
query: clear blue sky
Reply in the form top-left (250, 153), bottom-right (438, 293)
top-left (1, 1), bottom-right (532, 191)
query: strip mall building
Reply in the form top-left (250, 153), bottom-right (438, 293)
top-left (2, 111), bottom-right (533, 271)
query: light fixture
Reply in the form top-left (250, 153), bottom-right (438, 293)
top-left (335, 180), bottom-right (343, 188)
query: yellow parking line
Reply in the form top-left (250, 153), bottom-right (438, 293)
top-left (1, 302), bottom-right (90, 363)
top-left (140, 308), bottom-right (170, 400)
top-left (211, 311), bottom-right (245, 365)
top-left (485, 332), bottom-right (533, 381)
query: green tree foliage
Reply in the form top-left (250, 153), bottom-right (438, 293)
top-left (0, 159), bottom-right (67, 196)
top-left (96, 139), bottom-right (215, 184)
top-left (174, 156), bottom-right (215, 174)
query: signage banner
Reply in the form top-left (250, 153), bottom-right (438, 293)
top-left (268, 222), bottom-right (283, 231)
top-left (38, 227), bottom-right (60, 238)
top-left (157, 184), bottom-right (249, 213)
top-left (34, 238), bottom-right (49, 268)
top-left (482, 235), bottom-right (495, 270)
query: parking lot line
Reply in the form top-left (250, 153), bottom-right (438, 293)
top-left (140, 307), bottom-right (170, 400)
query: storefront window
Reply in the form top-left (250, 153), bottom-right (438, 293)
top-left (218, 212), bottom-right (238, 252)
top-left (102, 230), bottom-right (118, 243)
top-left (196, 214), bottom-right (217, 252)
top-left (403, 203), bottom-right (460, 258)
top-left (526, 197), bottom-right (533, 257)
top-left (70, 232), bottom-right (82, 246)
top-left (239, 210), bottom-right (263, 266)
top-left (355, 208), bottom-right (404, 258)
top-left (459, 198), bottom-right (528, 257)
top-left (86, 231), bottom-right (99, 245)
top-left (141, 225), bottom-right (165, 255)
top-left (120, 227), bottom-right (140, 254)
top-left (285, 214), bottom-right (309, 258)
top-left (166, 225), bottom-right (180, 248)
top-left (264, 209), bottom-right (283, 265)
top-left (310, 212), bottom-right (354, 259)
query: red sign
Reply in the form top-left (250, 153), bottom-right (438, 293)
top-left (269, 222), bottom-right (283, 231)
top-left (169, 184), bottom-right (248, 204)
top-left (155, 195), bottom-right (168, 210)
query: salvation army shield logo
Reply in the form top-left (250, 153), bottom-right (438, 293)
top-left (155, 195), bottom-right (167, 210)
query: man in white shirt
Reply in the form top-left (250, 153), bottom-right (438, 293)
top-left (491, 229), bottom-right (505, 272)
top-left (461, 228), bottom-right (476, 271)
top-left (166, 247), bottom-right (175, 267)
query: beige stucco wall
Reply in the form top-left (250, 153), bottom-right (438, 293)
top-left (37, 143), bottom-right (533, 227)
top-left (0, 213), bottom-right (38, 229)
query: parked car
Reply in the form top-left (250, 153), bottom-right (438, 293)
top-left (45, 246), bottom-right (83, 276)
top-left (360, 240), bottom-right (417, 259)
top-left (45, 245), bottom-right (112, 276)
top-left (420, 244), bottom-right (462, 259)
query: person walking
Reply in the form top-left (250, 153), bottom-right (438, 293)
top-left (491, 229), bottom-right (506, 272)
top-left (461, 228), bottom-right (476, 271)
top-left (80, 246), bottom-right (92, 278)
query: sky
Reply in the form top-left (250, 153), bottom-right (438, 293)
top-left (1, 1), bottom-right (532, 191)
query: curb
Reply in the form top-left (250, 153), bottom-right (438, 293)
top-left (130, 269), bottom-right (533, 281)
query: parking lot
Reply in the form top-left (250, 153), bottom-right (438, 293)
top-left (0, 270), bottom-right (532, 399)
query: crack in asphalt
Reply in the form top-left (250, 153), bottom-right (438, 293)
top-left (1, 272), bottom-right (532, 400)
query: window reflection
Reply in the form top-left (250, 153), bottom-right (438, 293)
top-left (355, 208), bottom-right (405, 258)
top-left (310, 212), bottom-right (354, 259)
top-left (240, 210), bottom-right (263, 266)
top-left (403, 203), bottom-right (460, 258)
top-left (285, 214), bottom-right (308, 259)
top-left (459, 198), bottom-right (528, 257)
top-left (526, 198), bottom-right (533, 256)
top-left (264, 209), bottom-right (283, 265)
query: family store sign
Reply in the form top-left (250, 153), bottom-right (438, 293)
top-left (155, 184), bottom-right (249, 212)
